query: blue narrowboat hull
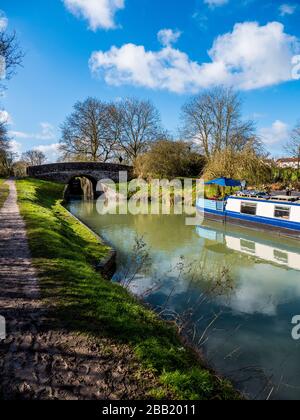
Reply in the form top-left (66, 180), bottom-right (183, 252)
top-left (197, 205), bottom-right (300, 239)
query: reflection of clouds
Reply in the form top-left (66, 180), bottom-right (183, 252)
top-left (126, 254), bottom-right (193, 299)
top-left (226, 279), bottom-right (277, 316)
top-left (221, 265), bottom-right (300, 316)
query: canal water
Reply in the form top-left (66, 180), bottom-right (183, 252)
top-left (68, 200), bottom-right (300, 400)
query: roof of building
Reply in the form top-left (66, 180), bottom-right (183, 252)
top-left (277, 157), bottom-right (299, 163)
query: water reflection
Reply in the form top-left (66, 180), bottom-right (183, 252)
top-left (197, 223), bottom-right (300, 271)
top-left (68, 200), bottom-right (300, 400)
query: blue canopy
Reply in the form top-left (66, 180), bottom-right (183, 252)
top-left (205, 177), bottom-right (242, 187)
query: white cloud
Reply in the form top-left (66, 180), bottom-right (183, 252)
top-left (38, 122), bottom-right (56, 141)
top-left (157, 29), bottom-right (182, 47)
top-left (204, 0), bottom-right (229, 7)
top-left (9, 140), bottom-right (22, 156)
top-left (8, 123), bottom-right (56, 141)
top-left (260, 120), bottom-right (290, 145)
top-left (34, 143), bottom-right (60, 163)
top-left (0, 110), bottom-right (11, 124)
top-left (63, 0), bottom-right (125, 30)
top-left (279, 4), bottom-right (297, 16)
top-left (0, 11), bottom-right (8, 31)
top-left (89, 22), bottom-right (299, 93)
top-left (9, 130), bottom-right (30, 139)
top-left (8, 123), bottom-right (57, 161)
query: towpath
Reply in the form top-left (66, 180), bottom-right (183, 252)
top-left (0, 180), bottom-right (157, 400)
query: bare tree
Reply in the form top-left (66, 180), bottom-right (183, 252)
top-left (21, 150), bottom-right (47, 167)
top-left (115, 98), bottom-right (164, 162)
top-left (0, 120), bottom-right (10, 175)
top-left (285, 122), bottom-right (300, 171)
top-left (59, 98), bottom-right (119, 162)
top-left (0, 24), bottom-right (23, 175)
top-left (0, 30), bottom-right (23, 89)
top-left (0, 120), bottom-right (9, 149)
top-left (181, 87), bottom-right (259, 159)
top-left (0, 149), bottom-right (16, 176)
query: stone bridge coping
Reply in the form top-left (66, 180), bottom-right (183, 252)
top-left (27, 162), bottom-right (134, 193)
top-left (27, 162), bottom-right (132, 176)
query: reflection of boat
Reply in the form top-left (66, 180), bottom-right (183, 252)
top-left (196, 223), bottom-right (300, 271)
top-left (197, 192), bottom-right (300, 238)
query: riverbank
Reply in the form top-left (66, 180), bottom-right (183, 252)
top-left (0, 179), bottom-right (9, 209)
top-left (16, 178), bottom-right (240, 400)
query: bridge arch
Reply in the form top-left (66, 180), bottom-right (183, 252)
top-left (64, 174), bottom-right (98, 200)
top-left (27, 162), bottom-right (133, 201)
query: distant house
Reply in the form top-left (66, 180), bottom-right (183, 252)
top-left (276, 158), bottom-right (300, 169)
top-left (263, 158), bottom-right (276, 167)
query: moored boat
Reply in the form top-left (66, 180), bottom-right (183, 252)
top-left (197, 185), bottom-right (300, 238)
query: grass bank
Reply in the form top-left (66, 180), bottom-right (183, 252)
top-left (16, 178), bottom-right (240, 400)
top-left (0, 179), bottom-right (9, 209)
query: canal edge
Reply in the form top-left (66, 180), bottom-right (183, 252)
top-left (63, 203), bottom-right (117, 280)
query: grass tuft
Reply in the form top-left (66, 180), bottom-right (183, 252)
top-left (0, 179), bottom-right (9, 209)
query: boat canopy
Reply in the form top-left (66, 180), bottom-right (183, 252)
top-left (205, 177), bottom-right (242, 187)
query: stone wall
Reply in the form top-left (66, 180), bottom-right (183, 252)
top-left (27, 162), bottom-right (133, 184)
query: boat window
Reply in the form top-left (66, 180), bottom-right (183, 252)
top-left (274, 250), bottom-right (288, 264)
top-left (241, 239), bottom-right (256, 254)
top-left (241, 202), bottom-right (257, 216)
top-left (274, 206), bottom-right (290, 220)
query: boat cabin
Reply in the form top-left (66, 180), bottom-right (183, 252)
top-left (197, 191), bottom-right (300, 237)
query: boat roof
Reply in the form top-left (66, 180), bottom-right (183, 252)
top-left (272, 195), bottom-right (299, 202)
top-left (230, 193), bottom-right (300, 206)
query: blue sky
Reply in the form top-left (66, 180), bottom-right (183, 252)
top-left (1, 0), bottom-right (300, 161)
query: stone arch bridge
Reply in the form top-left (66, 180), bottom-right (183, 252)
top-left (27, 162), bottom-right (133, 199)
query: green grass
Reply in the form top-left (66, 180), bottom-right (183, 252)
top-left (0, 179), bottom-right (9, 209)
top-left (16, 178), bottom-right (240, 400)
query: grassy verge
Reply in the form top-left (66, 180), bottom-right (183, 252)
top-left (16, 178), bottom-right (240, 400)
top-left (0, 179), bottom-right (9, 209)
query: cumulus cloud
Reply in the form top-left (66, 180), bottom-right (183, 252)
top-left (204, 0), bottom-right (229, 7)
top-left (63, 0), bottom-right (125, 30)
top-left (0, 11), bottom-right (8, 31)
top-left (0, 110), bottom-right (11, 124)
top-left (9, 140), bottom-right (22, 156)
top-left (279, 4), bottom-right (297, 16)
top-left (260, 120), bottom-right (290, 145)
top-left (89, 22), bottom-right (299, 93)
top-left (157, 29), bottom-right (182, 47)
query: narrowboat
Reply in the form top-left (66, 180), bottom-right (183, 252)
top-left (196, 191), bottom-right (300, 238)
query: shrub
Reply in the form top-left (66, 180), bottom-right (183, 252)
top-left (134, 140), bottom-right (206, 179)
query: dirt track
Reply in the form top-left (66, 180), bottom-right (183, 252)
top-left (0, 180), bottom-right (158, 400)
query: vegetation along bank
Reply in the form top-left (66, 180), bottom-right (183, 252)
top-left (16, 178), bottom-right (240, 400)
top-left (0, 179), bottom-right (9, 209)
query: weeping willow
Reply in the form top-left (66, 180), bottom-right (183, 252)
top-left (204, 146), bottom-right (273, 186)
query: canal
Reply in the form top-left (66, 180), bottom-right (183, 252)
top-left (68, 200), bottom-right (300, 400)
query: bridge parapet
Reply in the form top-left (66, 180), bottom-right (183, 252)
top-left (27, 162), bottom-right (133, 184)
